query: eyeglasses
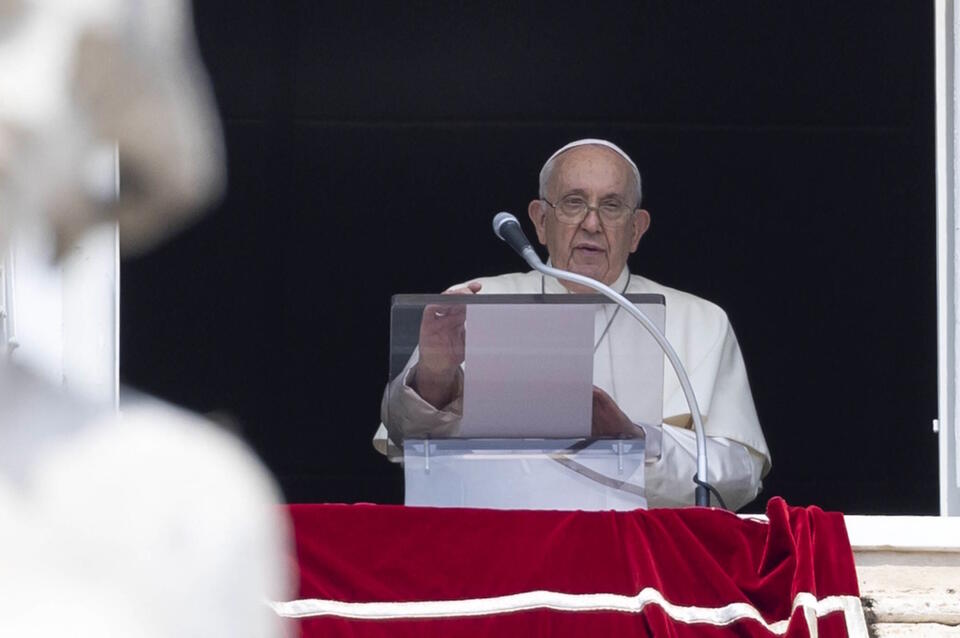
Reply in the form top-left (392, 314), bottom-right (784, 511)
top-left (541, 195), bottom-right (637, 226)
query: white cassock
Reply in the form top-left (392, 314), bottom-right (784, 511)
top-left (375, 267), bottom-right (771, 511)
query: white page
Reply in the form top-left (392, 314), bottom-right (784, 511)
top-left (460, 304), bottom-right (594, 438)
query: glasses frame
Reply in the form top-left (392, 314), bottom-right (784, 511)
top-left (541, 195), bottom-right (638, 227)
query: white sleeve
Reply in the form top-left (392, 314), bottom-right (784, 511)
top-left (663, 317), bottom-right (771, 477)
top-left (642, 424), bottom-right (765, 511)
top-left (375, 349), bottom-right (464, 455)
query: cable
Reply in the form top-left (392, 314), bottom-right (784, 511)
top-left (693, 475), bottom-right (727, 510)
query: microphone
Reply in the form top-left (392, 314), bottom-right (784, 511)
top-left (491, 211), bottom-right (712, 507)
top-left (492, 212), bottom-right (542, 268)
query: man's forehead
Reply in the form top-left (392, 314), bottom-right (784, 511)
top-left (555, 145), bottom-right (631, 171)
top-left (552, 146), bottom-right (634, 190)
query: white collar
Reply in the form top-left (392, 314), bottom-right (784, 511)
top-left (540, 261), bottom-right (631, 294)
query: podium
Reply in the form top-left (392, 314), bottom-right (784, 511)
top-left (385, 293), bottom-right (666, 511)
top-left (403, 437), bottom-right (647, 510)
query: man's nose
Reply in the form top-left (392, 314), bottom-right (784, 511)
top-left (580, 207), bottom-right (602, 232)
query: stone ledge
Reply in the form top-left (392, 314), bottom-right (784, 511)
top-left (847, 516), bottom-right (960, 630)
top-left (845, 516), bottom-right (960, 553)
top-left (870, 622), bottom-right (960, 637)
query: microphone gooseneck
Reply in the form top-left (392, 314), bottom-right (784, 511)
top-left (491, 212), bottom-right (712, 507)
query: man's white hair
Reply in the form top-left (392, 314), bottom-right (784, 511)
top-left (538, 138), bottom-right (643, 206)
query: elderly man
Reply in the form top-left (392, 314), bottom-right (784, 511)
top-left (376, 139), bottom-right (770, 510)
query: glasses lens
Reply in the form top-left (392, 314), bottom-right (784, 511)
top-left (551, 196), bottom-right (633, 225)
top-left (558, 197), bottom-right (586, 215)
top-left (599, 204), bottom-right (631, 225)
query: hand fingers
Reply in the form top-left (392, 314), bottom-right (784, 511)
top-left (591, 388), bottom-right (639, 438)
top-left (443, 282), bottom-right (482, 295)
top-left (423, 304), bottom-right (467, 324)
top-left (592, 386), bottom-right (614, 405)
top-left (422, 283), bottom-right (481, 320)
top-left (423, 303), bottom-right (467, 321)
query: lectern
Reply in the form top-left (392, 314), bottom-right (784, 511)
top-left (384, 293), bottom-right (666, 511)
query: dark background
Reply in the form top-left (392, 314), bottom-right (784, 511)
top-left (120, 2), bottom-right (938, 514)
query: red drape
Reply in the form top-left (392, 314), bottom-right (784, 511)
top-left (277, 497), bottom-right (865, 637)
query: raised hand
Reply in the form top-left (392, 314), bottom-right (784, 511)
top-left (413, 282), bottom-right (482, 408)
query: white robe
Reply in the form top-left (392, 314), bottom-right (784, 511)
top-left (375, 268), bottom-right (771, 510)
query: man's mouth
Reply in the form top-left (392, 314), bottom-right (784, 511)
top-left (574, 243), bottom-right (605, 254)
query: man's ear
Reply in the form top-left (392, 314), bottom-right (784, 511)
top-left (528, 199), bottom-right (548, 245)
top-left (629, 209), bottom-right (651, 253)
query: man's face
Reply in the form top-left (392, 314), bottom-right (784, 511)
top-left (528, 145), bottom-right (650, 288)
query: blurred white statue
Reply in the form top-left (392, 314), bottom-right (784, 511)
top-left (0, 1), bottom-right (292, 636)
top-left (0, 0), bottom-right (223, 255)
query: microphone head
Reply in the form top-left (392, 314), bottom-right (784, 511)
top-left (493, 211), bottom-right (519, 240)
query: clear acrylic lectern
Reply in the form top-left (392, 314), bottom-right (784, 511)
top-left (384, 293), bottom-right (666, 511)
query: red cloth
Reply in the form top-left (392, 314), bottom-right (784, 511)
top-left (279, 498), bottom-right (864, 637)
